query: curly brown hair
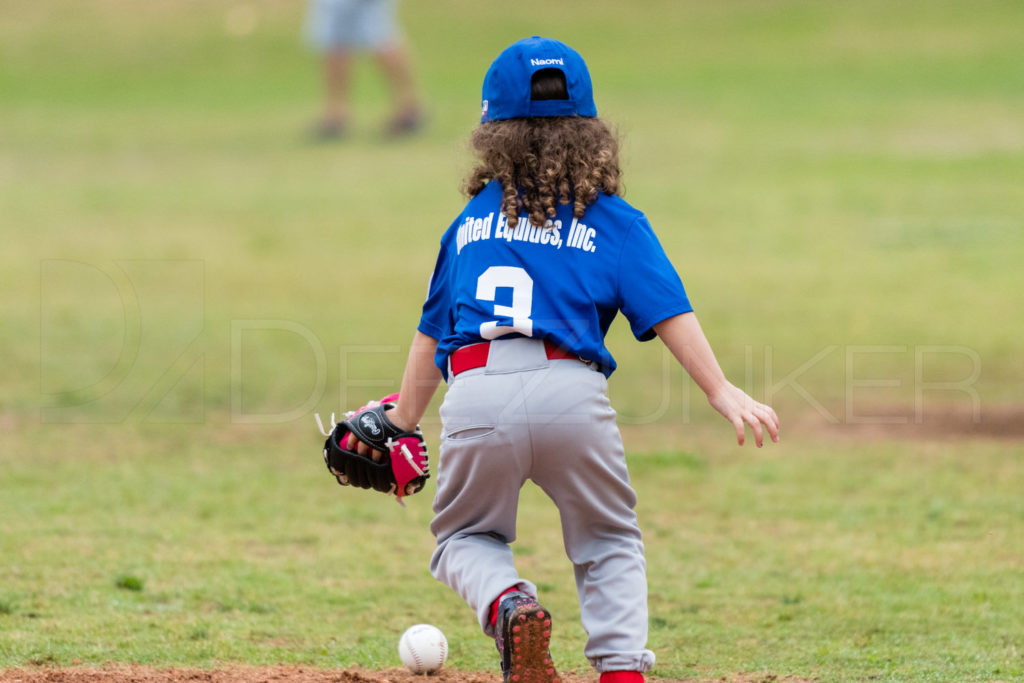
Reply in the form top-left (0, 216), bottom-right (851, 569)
top-left (462, 116), bottom-right (622, 228)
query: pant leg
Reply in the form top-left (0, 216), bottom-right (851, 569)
top-left (429, 369), bottom-right (538, 635)
top-left (529, 365), bottom-right (656, 673)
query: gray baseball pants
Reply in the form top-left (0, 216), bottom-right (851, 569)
top-left (429, 337), bottom-right (656, 673)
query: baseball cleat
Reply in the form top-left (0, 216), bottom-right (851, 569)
top-left (494, 591), bottom-right (559, 683)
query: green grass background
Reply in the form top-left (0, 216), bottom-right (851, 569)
top-left (1, 0), bottom-right (1022, 681)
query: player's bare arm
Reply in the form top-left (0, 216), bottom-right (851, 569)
top-left (653, 312), bottom-right (780, 447)
top-left (344, 331), bottom-right (442, 458)
top-left (388, 331), bottom-right (442, 430)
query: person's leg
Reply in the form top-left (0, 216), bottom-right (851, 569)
top-left (372, 43), bottom-right (422, 133)
top-left (357, 0), bottom-right (422, 133)
top-left (530, 363), bottom-right (656, 675)
top-left (305, 0), bottom-right (358, 137)
top-left (429, 369), bottom-right (537, 634)
top-left (432, 341), bottom-right (567, 683)
top-left (318, 49), bottom-right (352, 134)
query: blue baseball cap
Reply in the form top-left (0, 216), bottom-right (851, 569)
top-left (480, 36), bottom-right (597, 122)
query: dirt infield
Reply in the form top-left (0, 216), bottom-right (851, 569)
top-left (0, 666), bottom-right (816, 683)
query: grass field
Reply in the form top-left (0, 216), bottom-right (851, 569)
top-left (2, 1), bottom-right (1023, 681)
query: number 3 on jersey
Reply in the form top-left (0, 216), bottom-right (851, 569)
top-left (476, 266), bottom-right (533, 339)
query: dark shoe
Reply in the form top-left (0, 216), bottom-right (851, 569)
top-left (493, 591), bottom-right (558, 683)
top-left (308, 118), bottom-right (347, 141)
top-left (385, 109), bottom-right (424, 137)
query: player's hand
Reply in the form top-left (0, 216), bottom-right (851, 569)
top-left (707, 382), bottom-right (779, 447)
top-left (343, 431), bottom-right (384, 461)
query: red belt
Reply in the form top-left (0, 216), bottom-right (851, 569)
top-left (450, 340), bottom-right (582, 376)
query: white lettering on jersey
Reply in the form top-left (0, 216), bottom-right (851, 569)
top-left (456, 212), bottom-right (495, 254)
top-left (495, 214), bottom-right (567, 249)
top-left (566, 218), bottom-right (597, 253)
top-left (530, 58), bottom-right (564, 67)
top-left (456, 213), bottom-right (596, 254)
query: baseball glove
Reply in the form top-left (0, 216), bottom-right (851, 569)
top-left (316, 393), bottom-right (429, 504)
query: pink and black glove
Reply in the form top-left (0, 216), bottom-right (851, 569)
top-left (320, 394), bottom-right (429, 503)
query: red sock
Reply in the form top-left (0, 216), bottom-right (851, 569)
top-left (599, 672), bottom-right (644, 683)
top-left (488, 586), bottom-right (521, 628)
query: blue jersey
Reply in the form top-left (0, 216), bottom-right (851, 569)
top-left (418, 180), bottom-right (692, 378)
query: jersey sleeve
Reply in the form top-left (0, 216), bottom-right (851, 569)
top-left (417, 238), bottom-right (453, 341)
top-left (617, 215), bottom-right (693, 341)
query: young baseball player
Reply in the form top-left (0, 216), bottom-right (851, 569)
top-left (344, 36), bottom-right (779, 683)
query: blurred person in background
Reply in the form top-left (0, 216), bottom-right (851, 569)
top-left (305, 0), bottom-right (423, 139)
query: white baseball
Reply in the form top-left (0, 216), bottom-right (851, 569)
top-left (398, 623), bottom-right (448, 674)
